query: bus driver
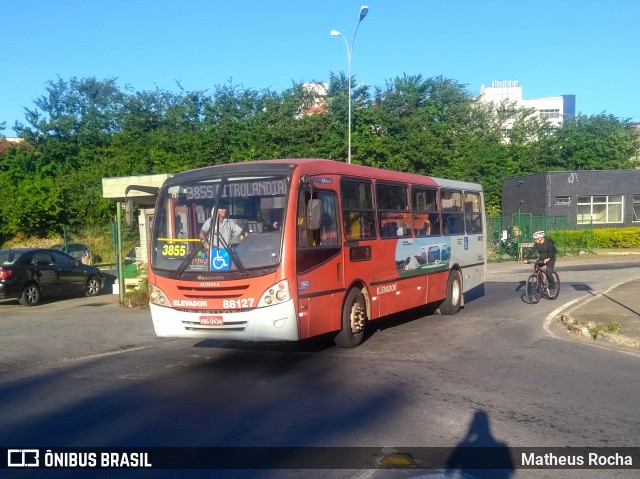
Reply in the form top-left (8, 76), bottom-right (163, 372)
top-left (199, 200), bottom-right (244, 247)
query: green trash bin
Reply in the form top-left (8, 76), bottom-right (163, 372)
top-left (123, 263), bottom-right (137, 279)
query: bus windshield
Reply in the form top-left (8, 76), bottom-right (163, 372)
top-left (151, 174), bottom-right (289, 274)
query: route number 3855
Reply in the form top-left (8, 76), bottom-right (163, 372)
top-left (162, 244), bottom-right (187, 257)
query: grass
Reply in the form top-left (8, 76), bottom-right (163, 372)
top-left (122, 277), bottom-right (150, 310)
top-left (588, 320), bottom-right (622, 339)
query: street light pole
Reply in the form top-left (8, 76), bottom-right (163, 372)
top-left (331, 5), bottom-right (369, 164)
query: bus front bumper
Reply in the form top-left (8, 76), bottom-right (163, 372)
top-left (150, 300), bottom-right (299, 342)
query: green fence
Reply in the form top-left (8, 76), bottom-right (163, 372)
top-left (487, 214), bottom-right (593, 262)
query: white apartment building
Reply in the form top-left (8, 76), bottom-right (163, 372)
top-left (300, 82), bottom-right (328, 116)
top-left (479, 80), bottom-right (576, 139)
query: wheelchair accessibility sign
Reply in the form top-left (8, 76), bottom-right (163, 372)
top-left (210, 247), bottom-right (231, 271)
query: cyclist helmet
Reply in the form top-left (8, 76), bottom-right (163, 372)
top-left (532, 231), bottom-right (545, 239)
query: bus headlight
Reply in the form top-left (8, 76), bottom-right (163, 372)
top-left (258, 280), bottom-right (291, 307)
top-left (149, 284), bottom-right (170, 307)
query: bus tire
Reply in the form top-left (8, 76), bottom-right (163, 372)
top-left (335, 288), bottom-right (367, 348)
top-left (439, 270), bottom-right (462, 315)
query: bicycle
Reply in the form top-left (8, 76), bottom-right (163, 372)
top-left (526, 260), bottom-right (560, 303)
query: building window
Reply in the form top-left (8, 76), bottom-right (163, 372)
top-left (633, 195), bottom-right (640, 222)
top-left (577, 195), bottom-right (624, 224)
top-left (539, 109), bottom-right (560, 119)
top-left (555, 196), bottom-right (571, 206)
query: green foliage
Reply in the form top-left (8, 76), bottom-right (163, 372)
top-left (591, 227), bottom-right (640, 248)
top-left (544, 114), bottom-right (639, 171)
top-left (548, 227), bottom-right (640, 251)
top-left (1, 74), bottom-right (638, 239)
top-left (547, 229), bottom-right (595, 254)
top-left (123, 275), bottom-right (149, 310)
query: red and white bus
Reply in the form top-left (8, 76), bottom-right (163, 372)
top-left (146, 159), bottom-right (486, 347)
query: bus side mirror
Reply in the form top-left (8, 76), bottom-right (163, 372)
top-left (307, 199), bottom-right (321, 230)
top-left (125, 198), bottom-right (134, 227)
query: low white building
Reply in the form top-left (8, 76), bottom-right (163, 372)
top-left (479, 80), bottom-right (575, 139)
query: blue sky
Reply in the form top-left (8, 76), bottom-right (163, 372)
top-left (2, 0), bottom-right (639, 135)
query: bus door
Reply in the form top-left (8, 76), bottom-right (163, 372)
top-left (462, 191), bottom-right (486, 297)
top-left (295, 184), bottom-right (343, 339)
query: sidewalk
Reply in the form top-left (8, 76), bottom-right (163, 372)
top-left (558, 278), bottom-right (640, 349)
top-left (531, 248), bottom-right (640, 350)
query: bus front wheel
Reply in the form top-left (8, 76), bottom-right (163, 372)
top-left (335, 288), bottom-right (367, 348)
top-left (439, 270), bottom-right (462, 315)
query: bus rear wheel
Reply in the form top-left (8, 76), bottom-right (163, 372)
top-left (439, 270), bottom-right (462, 315)
top-left (335, 288), bottom-right (367, 348)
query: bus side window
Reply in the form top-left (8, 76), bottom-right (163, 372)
top-left (298, 190), bottom-right (339, 247)
top-left (464, 191), bottom-right (483, 234)
top-left (411, 186), bottom-right (439, 237)
top-left (376, 182), bottom-right (409, 239)
top-left (296, 188), bottom-right (341, 274)
top-left (441, 190), bottom-right (463, 235)
top-left (298, 192), bottom-right (312, 246)
top-left (318, 195), bottom-right (339, 245)
top-left (341, 178), bottom-right (376, 240)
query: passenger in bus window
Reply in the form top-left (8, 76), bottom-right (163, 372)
top-left (268, 210), bottom-right (283, 231)
top-left (380, 218), bottom-right (396, 238)
top-left (398, 213), bottom-right (412, 237)
top-left (429, 214), bottom-right (440, 235)
top-left (417, 220), bottom-right (431, 237)
top-left (344, 213), bottom-right (361, 239)
top-left (444, 214), bottom-right (464, 235)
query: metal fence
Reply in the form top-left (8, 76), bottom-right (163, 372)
top-left (487, 214), bottom-right (593, 262)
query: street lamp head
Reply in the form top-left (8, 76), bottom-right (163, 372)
top-left (359, 6), bottom-right (369, 21)
top-left (330, 29), bottom-right (341, 36)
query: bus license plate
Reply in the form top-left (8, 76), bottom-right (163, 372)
top-left (200, 315), bottom-right (223, 326)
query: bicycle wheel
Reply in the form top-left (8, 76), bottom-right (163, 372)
top-left (526, 273), bottom-right (541, 304)
top-left (547, 272), bottom-right (560, 300)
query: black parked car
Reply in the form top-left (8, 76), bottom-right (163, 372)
top-left (0, 248), bottom-right (104, 306)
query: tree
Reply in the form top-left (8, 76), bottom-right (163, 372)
top-left (2, 73), bottom-right (639, 238)
top-left (544, 114), bottom-right (639, 170)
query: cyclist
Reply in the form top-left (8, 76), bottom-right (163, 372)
top-left (532, 230), bottom-right (557, 289)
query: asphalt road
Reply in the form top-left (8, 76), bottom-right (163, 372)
top-left (1, 257), bottom-right (639, 479)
